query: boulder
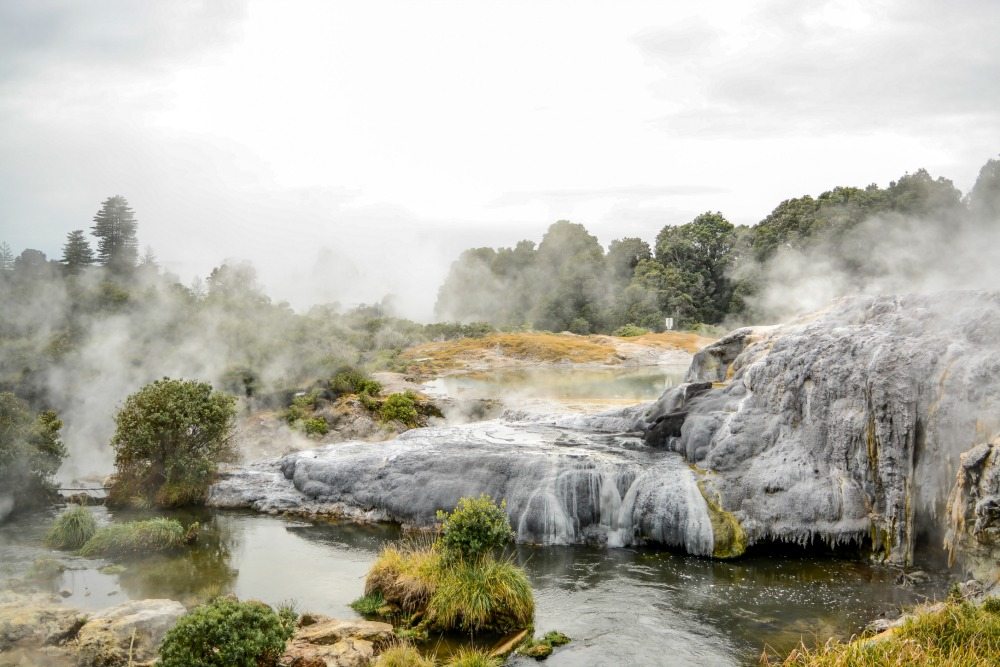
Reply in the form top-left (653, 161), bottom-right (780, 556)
top-left (0, 595), bottom-right (86, 651)
top-left (293, 618), bottom-right (393, 647)
top-left (281, 638), bottom-right (374, 667)
top-left (74, 599), bottom-right (185, 667)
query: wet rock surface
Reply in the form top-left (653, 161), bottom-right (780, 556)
top-left (212, 292), bottom-right (1000, 568)
top-left (280, 616), bottom-right (393, 667)
top-left (74, 599), bottom-right (185, 667)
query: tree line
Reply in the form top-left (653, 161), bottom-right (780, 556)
top-left (435, 158), bottom-right (1000, 332)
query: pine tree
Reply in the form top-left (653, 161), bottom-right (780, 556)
top-left (61, 230), bottom-right (95, 275)
top-left (0, 242), bottom-right (12, 272)
top-left (91, 195), bottom-right (139, 272)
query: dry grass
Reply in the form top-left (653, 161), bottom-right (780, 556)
top-left (374, 643), bottom-right (436, 667)
top-left (624, 331), bottom-right (717, 353)
top-left (400, 332), bottom-right (618, 374)
top-left (365, 542), bottom-right (442, 614)
top-left (762, 599), bottom-right (1000, 667)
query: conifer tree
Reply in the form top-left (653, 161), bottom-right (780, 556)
top-left (61, 230), bottom-right (95, 275)
top-left (0, 242), bottom-right (12, 272)
top-left (91, 195), bottom-right (139, 272)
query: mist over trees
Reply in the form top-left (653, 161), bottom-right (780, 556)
top-left (436, 157), bottom-right (1000, 331)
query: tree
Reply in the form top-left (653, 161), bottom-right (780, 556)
top-left (0, 392), bottom-right (65, 519)
top-left (91, 195), bottom-right (139, 272)
top-left (61, 230), bottom-right (95, 275)
top-left (654, 212), bottom-right (736, 324)
top-left (107, 378), bottom-right (237, 508)
top-left (0, 242), bottom-right (12, 272)
top-left (968, 157), bottom-right (1000, 222)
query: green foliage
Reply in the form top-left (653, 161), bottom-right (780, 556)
top-left (0, 392), bottom-right (65, 516)
top-left (303, 417), bottom-right (329, 436)
top-left (107, 378), bottom-right (236, 508)
top-left (437, 495), bottom-right (515, 562)
top-left (349, 592), bottom-right (385, 616)
top-left (78, 518), bottom-right (191, 558)
top-left (60, 230), bottom-right (95, 275)
top-left (46, 505), bottom-right (98, 550)
top-left (158, 596), bottom-right (296, 667)
top-left (331, 367), bottom-right (382, 396)
top-left (91, 195), bottom-right (138, 273)
top-left (428, 554), bottom-right (534, 633)
top-left (443, 648), bottom-right (502, 667)
top-left (380, 392), bottom-right (420, 426)
top-left (613, 323), bottom-right (649, 337)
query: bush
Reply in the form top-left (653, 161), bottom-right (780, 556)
top-left (0, 392), bottom-right (65, 517)
top-left (612, 323), bottom-right (649, 337)
top-left (46, 505), bottom-right (97, 550)
top-left (78, 518), bottom-right (193, 558)
top-left (159, 596), bottom-right (296, 667)
top-left (331, 367), bottom-right (382, 396)
top-left (568, 317), bottom-right (591, 335)
top-left (374, 644), bottom-right (435, 667)
top-left (303, 417), bottom-right (329, 436)
top-left (107, 378), bottom-right (236, 508)
top-left (428, 554), bottom-right (534, 634)
top-left (380, 392), bottom-right (420, 426)
top-left (437, 495), bottom-right (515, 561)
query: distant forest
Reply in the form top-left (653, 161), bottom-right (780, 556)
top-left (436, 158), bottom-right (1000, 333)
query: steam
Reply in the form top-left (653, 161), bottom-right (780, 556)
top-left (732, 210), bottom-right (1000, 325)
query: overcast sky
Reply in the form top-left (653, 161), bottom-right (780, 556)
top-left (1, 0), bottom-right (998, 319)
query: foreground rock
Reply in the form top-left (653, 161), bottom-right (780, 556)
top-left (75, 599), bottom-right (186, 667)
top-left (0, 593), bottom-right (85, 653)
top-left (211, 292), bottom-right (1000, 571)
top-left (280, 616), bottom-right (393, 667)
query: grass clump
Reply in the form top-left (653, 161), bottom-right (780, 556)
top-left (443, 647), bottom-right (502, 667)
top-left (427, 555), bottom-right (534, 633)
top-left (159, 596), bottom-right (296, 667)
top-left (78, 518), bottom-right (194, 558)
top-left (350, 591), bottom-right (386, 616)
top-left (45, 505), bottom-right (98, 550)
top-left (764, 599), bottom-right (1000, 666)
top-left (374, 644), bottom-right (436, 667)
top-left (366, 542), bottom-right (442, 614)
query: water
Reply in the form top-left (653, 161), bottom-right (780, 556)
top-left (422, 366), bottom-right (687, 410)
top-left (0, 508), bottom-right (950, 666)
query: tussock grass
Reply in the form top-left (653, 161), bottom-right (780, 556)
top-left (374, 644), bottom-right (436, 667)
top-left (443, 647), bottom-right (502, 667)
top-left (763, 599), bottom-right (1000, 666)
top-left (427, 555), bottom-right (534, 634)
top-left (350, 591), bottom-right (386, 615)
top-left (45, 505), bottom-right (98, 550)
top-left (366, 542), bottom-right (442, 614)
top-left (78, 518), bottom-right (191, 558)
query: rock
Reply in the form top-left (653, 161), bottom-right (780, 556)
top-left (74, 599), bottom-right (185, 667)
top-left (946, 440), bottom-right (1000, 579)
top-left (294, 618), bottom-right (393, 647)
top-left (0, 595), bottom-right (87, 651)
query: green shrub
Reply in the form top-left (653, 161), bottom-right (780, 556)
top-left (437, 495), bottom-right (515, 561)
top-left (331, 367), bottom-right (382, 396)
top-left (380, 392), bottom-right (420, 426)
top-left (79, 518), bottom-right (192, 558)
top-left (613, 323), bottom-right (649, 337)
top-left (444, 647), bottom-right (501, 667)
top-left (107, 378), bottom-right (236, 508)
top-left (350, 592), bottom-right (385, 615)
top-left (159, 596), bottom-right (296, 667)
top-left (45, 505), bottom-right (98, 550)
top-left (0, 392), bottom-right (66, 515)
top-left (374, 644), bottom-right (435, 667)
top-left (303, 417), bottom-right (329, 436)
top-left (428, 554), bottom-right (534, 633)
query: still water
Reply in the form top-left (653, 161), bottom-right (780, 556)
top-left (0, 508), bottom-right (949, 666)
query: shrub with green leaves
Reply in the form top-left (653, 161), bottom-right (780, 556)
top-left (159, 596), bottom-right (296, 667)
top-left (45, 505), bottom-right (98, 550)
top-left (78, 518), bottom-right (192, 558)
top-left (331, 367), bottom-right (382, 396)
top-left (0, 392), bottom-right (65, 516)
top-left (379, 392), bottom-right (420, 426)
top-left (437, 495), bottom-right (515, 561)
top-left (613, 323), bottom-right (650, 337)
top-left (107, 378), bottom-right (236, 508)
top-left (303, 417), bottom-right (329, 436)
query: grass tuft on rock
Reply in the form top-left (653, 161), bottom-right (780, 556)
top-left (78, 518), bottom-right (192, 558)
top-left (763, 598), bottom-right (1000, 666)
top-left (45, 505), bottom-right (98, 550)
top-left (373, 644), bottom-right (436, 667)
top-left (350, 591), bottom-right (386, 616)
top-left (443, 647), bottom-right (502, 667)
